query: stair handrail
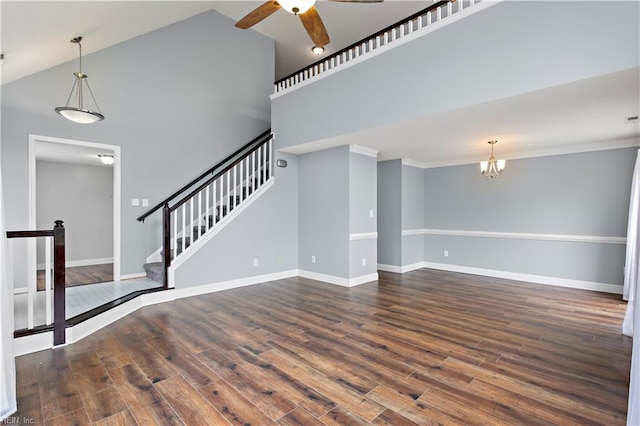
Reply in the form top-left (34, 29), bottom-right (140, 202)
top-left (170, 135), bottom-right (272, 212)
top-left (137, 129), bottom-right (272, 222)
top-left (7, 220), bottom-right (66, 346)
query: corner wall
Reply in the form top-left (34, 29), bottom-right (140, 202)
top-left (299, 145), bottom-right (378, 286)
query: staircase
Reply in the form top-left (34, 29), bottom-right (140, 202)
top-left (137, 130), bottom-right (274, 287)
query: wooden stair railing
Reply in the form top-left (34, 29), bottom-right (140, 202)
top-left (137, 130), bottom-right (274, 288)
top-left (7, 220), bottom-right (66, 345)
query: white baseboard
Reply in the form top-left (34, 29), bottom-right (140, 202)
top-left (37, 257), bottom-right (113, 270)
top-left (120, 272), bottom-right (147, 280)
top-left (420, 261), bottom-right (623, 294)
top-left (377, 263), bottom-right (423, 273)
top-left (378, 261), bottom-right (622, 294)
top-left (172, 270), bottom-right (298, 300)
top-left (297, 270), bottom-right (378, 287)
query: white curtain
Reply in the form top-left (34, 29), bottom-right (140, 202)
top-left (0, 163), bottom-right (17, 420)
top-left (623, 149), bottom-right (639, 425)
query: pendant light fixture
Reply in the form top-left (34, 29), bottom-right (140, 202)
top-left (480, 140), bottom-right (506, 179)
top-left (55, 37), bottom-right (104, 124)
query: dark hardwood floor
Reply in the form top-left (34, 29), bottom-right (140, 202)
top-left (13, 269), bottom-right (631, 425)
top-left (37, 264), bottom-right (114, 290)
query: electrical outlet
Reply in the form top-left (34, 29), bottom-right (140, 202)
top-left (142, 199), bottom-right (149, 207)
top-left (311, 255), bottom-right (316, 263)
top-left (253, 259), bottom-right (259, 267)
top-left (444, 250), bottom-right (449, 257)
top-left (369, 209), bottom-right (374, 218)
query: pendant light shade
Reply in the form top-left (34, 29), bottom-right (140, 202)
top-left (55, 37), bottom-right (104, 124)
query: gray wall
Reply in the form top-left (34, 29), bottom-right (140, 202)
top-left (298, 146), bottom-right (350, 277)
top-left (421, 148), bottom-right (636, 287)
top-left (1, 9), bottom-right (274, 276)
top-left (377, 160), bottom-right (401, 266)
top-left (272, 1), bottom-right (639, 150)
top-left (349, 151), bottom-right (377, 279)
top-left (174, 153), bottom-right (299, 287)
top-left (36, 161), bottom-right (113, 264)
top-left (401, 163), bottom-right (424, 266)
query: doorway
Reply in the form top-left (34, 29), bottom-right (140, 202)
top-left (28, 134), bottom-right (121, 283)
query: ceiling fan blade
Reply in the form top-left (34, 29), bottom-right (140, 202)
top-left (299, 6), bottom-right (330, 47)
top-left (235, 1), bottom-right (281, 29)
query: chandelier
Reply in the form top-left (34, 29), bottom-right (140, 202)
top-left (480, 140), bottom-right (506, 179)
top-left (55, 37), bottom-right (104, 124)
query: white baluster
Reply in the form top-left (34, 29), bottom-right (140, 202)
top-left (400, 24), bottom-right (405, 38)
top-left (44, 236), bottom-right (52, 326)
top-left (245, 156), bottom-right (250, 197)
top-left (172, 210), bottom-right (178, 260)
top-left (189, 197), bottom-right (194, 244)
top-left (206, 183), bottom-right (211, 231)
top-left (197, 191), bottom-right (202, 237)
top-left (447, 1), bottom-right (452, 16)
top-left (437, 6), bottom-right (442, 20)
top-left (27, 242), bottom-right (33, 329)
top-left (257, 146), bottom-right (262, 189)
top-left (181, 204), bottom-right (186, 254)
top-left (252, 150), bottom-right (256, 191)
top-left (213, 179), bottom-right (218, 225)
top-left (417, 15), bottom-right (423, 29)
top-left (233, 165), bottom-right (237, 208)
top-left (269, 139), bottom-right (273, 181)
top-left (224, 170), bottom-right (231, 216)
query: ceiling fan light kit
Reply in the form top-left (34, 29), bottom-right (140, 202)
top-left (278, 0), bottom-right (316, 15)
top-left (55, 36), bottom-right (105, 124)
top-left (311, 45), bottom-right (325, 55)
top-left (235, 0), bottom-right (383, 50)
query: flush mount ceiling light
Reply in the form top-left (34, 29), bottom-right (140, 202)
top-left (311, 45), bottom-right (324, 55)
top-left (98, 154), bottom-right (114, 165)
top-left (480, 140), bottom-right (506, 179)
top-left (55, 37), bottom-right (104, 124)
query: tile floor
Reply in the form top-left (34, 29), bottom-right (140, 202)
top-left (14, 278), bottom-right (162, 330)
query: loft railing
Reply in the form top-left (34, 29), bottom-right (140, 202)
top-left (138, 130), bottom-right (274, 287)
top-left (274, 0), bottom-right (482, 94)
top-left (8, 220), bottom-right (66, 345)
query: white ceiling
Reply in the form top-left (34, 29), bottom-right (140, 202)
top-left (1, 1), bottom-right (639, 166)
top-left (0, 0), bottom-right (429, 85)
top-left (35, 141), bottom-right (115, 167)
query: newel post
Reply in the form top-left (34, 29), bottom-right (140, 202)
top-left (53, 220), bottom-right (66, 345)
top-left (162, 203), bottom-right (171, 289)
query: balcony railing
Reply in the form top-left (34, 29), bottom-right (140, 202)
top-left (273, 0), bottom-right (487, 95)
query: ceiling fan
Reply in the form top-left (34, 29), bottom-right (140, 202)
top-left (235, 0), bottom-right (383, 48)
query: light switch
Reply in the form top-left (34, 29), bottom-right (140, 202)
top-left (142, 199), bottom-right (149, 207)
top-left (131, 198), bottom-right (139, 206)
top-left (369, 209), bottom-right (374, 218)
